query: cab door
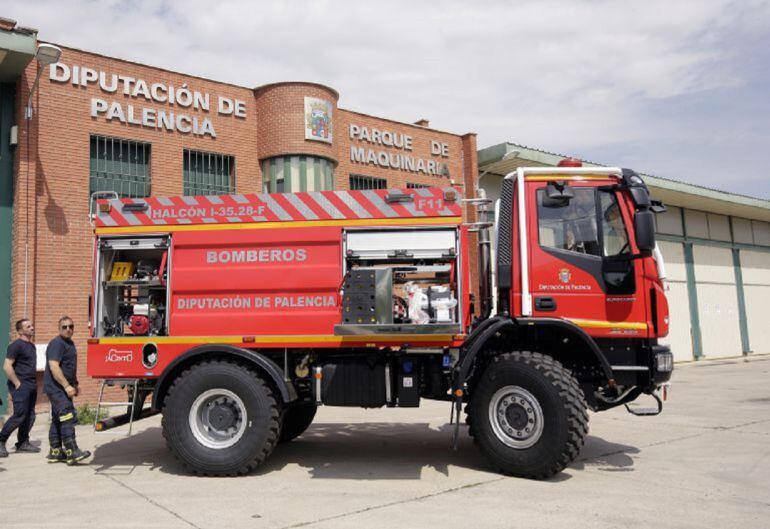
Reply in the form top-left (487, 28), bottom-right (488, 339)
top-left (527, 180), bottom-right (649, 338)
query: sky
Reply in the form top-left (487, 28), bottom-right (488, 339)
top-left (5, 0), bottom-right (770, 198)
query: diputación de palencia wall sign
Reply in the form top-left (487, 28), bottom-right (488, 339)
top-left (49, 63), bottom-right (249, 138)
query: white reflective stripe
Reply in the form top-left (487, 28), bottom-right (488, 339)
top-left (518, 167), bottom-right (623, 176)
top-left (611, 365), bottom-right (649, 371)
top-left (285, 193), bottom-right (318, 220)
top-left (309, 192), bottom-right (345, 219)
top-left (98, 213), bottom-right (117, 226)
top-left (653, 244), bottom-right (667, 280)
top-left (361, 190), bottom-right (398, 217)
top-left (516, 168), bottom-right (532, 316)
top-left (181, 196), bottom-right (199, 206)
top-left (206, 195), bottom-right (224, 204)
top-left (258, 193), bottom-right (292, 221)
top-left (119, 201), bottom-right (143, 226)
top-left (336, 191), bottom-right (372, 218)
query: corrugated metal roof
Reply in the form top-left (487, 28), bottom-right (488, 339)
top-left (478, 142), bottom-right (770, 222)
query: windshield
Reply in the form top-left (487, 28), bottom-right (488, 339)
top-left (537, 187), bottom-right (631, 258)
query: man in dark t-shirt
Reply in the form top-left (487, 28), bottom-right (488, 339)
top-left (43, 316), bottom-right (91, 464)
top-left (0, 318), bottom-right (41, 457)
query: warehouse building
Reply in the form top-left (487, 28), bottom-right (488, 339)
top-left (478, 143), bottom-right (770, 362)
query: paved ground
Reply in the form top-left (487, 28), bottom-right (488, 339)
top-left (1, 355), bottom-right (769, 529)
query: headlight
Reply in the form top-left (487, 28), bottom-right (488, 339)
top-left (656, 351), bottom-right (673, 372)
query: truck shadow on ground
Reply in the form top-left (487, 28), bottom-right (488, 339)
top-left (572, 436), bottom-right (639, 472)
top-left (90, 423), bottom-right (639, 479)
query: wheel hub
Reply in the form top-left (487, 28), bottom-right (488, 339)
top-left (208, 402), bottom-right (237, 430)
top-left (189, 389), bottom-right (248, 449)
top-left (505, 403), bottom-right (529, 430)
top-left (488, 385), bottom-right (545, 449)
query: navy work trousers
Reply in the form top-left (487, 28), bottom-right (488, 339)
top-left (0, 381), bottom-right (37, 446)
top-left (46, 387), bottom-right (77, 446)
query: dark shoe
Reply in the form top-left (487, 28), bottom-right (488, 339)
top-left (63, 439), bottom-right (91, 465)
top-left (46, 447), bottom-right (66, 463)
top-left (0, 442), bottom-right (7, 457)
top-left (15, 440), bottom-right (41, 453)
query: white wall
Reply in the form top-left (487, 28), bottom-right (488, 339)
top-left (657, 240), bottom-right (693, 361)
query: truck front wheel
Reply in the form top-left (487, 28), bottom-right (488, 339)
top-left (467, 351), bottom-right (588, 479)
top-left (162, 360), bottom-right (280, 476)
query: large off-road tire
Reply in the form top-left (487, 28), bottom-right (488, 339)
top-left (279, 403), bottom-right (317, 443)
top-left (162, 360), bottom-right (280, 476)
top-left (467, 351), bottom-right (588, 479)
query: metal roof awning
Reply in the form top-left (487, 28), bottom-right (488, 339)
top-left (0, 18), bottom-right (37, 82)
top-left (478, 142), bottom-right (770, 222)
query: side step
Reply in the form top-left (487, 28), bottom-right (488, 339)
top-left (96, 408), bottom-right (159, 432)
top-left (94, 379), bottom-right (154, 436)
top-left (625, 390), bottom-right (663, 416)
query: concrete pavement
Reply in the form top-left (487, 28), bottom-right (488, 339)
top-left (1, 355), bottom-right (768, 528)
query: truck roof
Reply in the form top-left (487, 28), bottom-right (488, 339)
top-left (94, 187), bottom-right (463, 233)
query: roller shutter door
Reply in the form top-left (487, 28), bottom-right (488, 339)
top-left (693, 245), bottom-right (742, 358)
top-left (740, 250), bottom-right (770, 354)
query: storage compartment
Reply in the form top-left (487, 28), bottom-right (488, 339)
top-left (336, 228), bottom-right (461, 335)
top-left (95, 237), bottom-right (170, 337)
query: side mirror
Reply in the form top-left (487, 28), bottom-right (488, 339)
top-left (634, 210), bottom-right (656, 253)
top-left (650, 199), bottom-right (667, 214)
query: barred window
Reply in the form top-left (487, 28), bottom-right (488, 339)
top-left (89, 136), bottom-right (151, 198)
top-left (349, 174), bottom-right (387, 190)
top-left (407, 183), bottom-right (430, 189)
top-left (183, 149), bottom-right (235, 196)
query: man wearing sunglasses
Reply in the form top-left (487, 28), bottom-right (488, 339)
top-left (43, 316), bottom-right (91, 465)
top-left (0, 318), bottom-right (41, 457)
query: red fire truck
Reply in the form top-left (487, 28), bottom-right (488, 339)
top-left (87, 161), bottom-right (672, 478)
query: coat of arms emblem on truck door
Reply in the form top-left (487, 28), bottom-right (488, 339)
top-left (304, 97), bottom-right (333, 143)
top-left (559, 268), bottom-right (571, 284)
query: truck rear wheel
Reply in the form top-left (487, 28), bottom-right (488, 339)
top-left (279, 403), bottom-right (317, 443)
top-left (467, 351), bottom-right (588, 479)
top-left (162, 360), bottom-right (280, 476)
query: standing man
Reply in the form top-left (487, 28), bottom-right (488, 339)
top-left (44, 316), bottom-right (90, 465)
top-left (0, 318), bottom-right (41, 457)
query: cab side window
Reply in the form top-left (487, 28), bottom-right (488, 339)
top-left (537, 188), bottom-right (600, 256)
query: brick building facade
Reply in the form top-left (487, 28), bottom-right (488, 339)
top-left (5, 43), bottom-right (478, 408)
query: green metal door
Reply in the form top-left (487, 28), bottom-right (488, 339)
top-left (0, 83), bottom-right (16, 414)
